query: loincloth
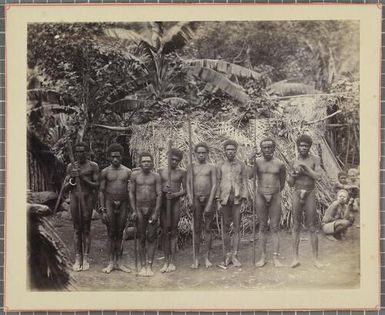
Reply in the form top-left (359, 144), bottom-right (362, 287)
top-left (137, 200), bottom-right (155, 216)
top-left (106, 192), bottom-right (129, 201)
top-left (257, 187), bottom-right (280, 204)
top-left (294, 187), bottom-right (315, 204)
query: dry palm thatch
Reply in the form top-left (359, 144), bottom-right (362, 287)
top-left (129, 95), bottom-right (339, 244)
top-left (28, 203), bottom-right (74, 290)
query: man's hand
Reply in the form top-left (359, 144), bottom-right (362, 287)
top-left (216, 200), bottom-right (223, 214)
top-left (149, 213), bottom-right (158, 224)
top-left (166, 192), bottom-right (178, 200)
top-left (70, 168), bottom-right (80, 178)
top-left (101, 212), bottom-right (109, 225)
top-left (130, 212), bottom-right (138, 222)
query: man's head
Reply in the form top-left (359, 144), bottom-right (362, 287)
top-left (338, 171), bottom-right (348, 184)
top-left (260, 137), bottom-right (275, 160)
top-left (348, 168), bottom-right (359, 181)
top-left (337, 189), bottom-right (349, 205)
top-left (194, 142), bottom-right (209, 163)
top-left (168, 148), bottom-right (183, 169)
top-left (296, 134), bottom-right (313, 157)
top-left (139, 152), bottom-right (154, 172)
top-left (107, 143), bottom-right (124, 167)
top-left (223, 139), bottom-right (238, 161)
top-left (75, 141), bottom-right (89, 163)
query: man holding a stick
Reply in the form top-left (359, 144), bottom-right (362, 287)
top-left (64, 142), bottom-right (99, 271)
top-left (187, 143), bottom-right (217, 269)
top-left (98, 143), bottom-right (132, 274)
top-left (216, 139), bottom-right (248, 267)
top-left (159, 148), bottom-right (187, 273)
top-left (129, 152), bottom-right (162, 277)
top-left (288, 134), bottom-right (323, 268)
top-left (249, 138), bottom-right (286, 268)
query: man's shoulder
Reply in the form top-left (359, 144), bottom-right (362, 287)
top-left (121, 165), bottom-right (132, 173)
top-left (216, 160), bottom-right (225, 167)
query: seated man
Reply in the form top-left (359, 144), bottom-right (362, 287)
top-left (322, 189), bottom-right (354, 241)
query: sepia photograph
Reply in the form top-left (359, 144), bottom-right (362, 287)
top-left (5, 5), bottom-right (380, 311)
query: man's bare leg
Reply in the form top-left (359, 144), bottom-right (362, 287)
top-left (160, 231), bottom-right (169, 273)
top-left (310, 232), bottom-right (324, 268)
top-left (290, 230), bottom-right (301, 268)
top-left (73, 230), bottom-right (83, 272)
top-left (82, 228), bottom-right (91, 271)
top-left (272, 232), bottom-right (283, 267)
top-left (231, 204), bottom-right (242, 267)
top-left (191, 211), bottom-right (201, 269)
top-left (115, 237), bottom-right (131, 273)
top-left (167, 230), bottom-right (177, 272)
top-left (102, 236), bottom-right (115, 273)
top-left (256, 230), bottom-right (267, 267)
top-left (204, 216), bottom-right (213, 268)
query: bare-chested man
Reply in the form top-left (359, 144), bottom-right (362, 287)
top-left (216, 140), bottom-right (248, 267)
top-left (288, 134), bottom-right (323, 268)
top-left (98, 143), bottom-right (131, 274)
top-left (129, 153), bottom-right (162, 277)
top-left (187, 143), bottom-right (217, 269)
top-left (249, 138), bottom-right (286, 268)
top-left (64, 142), bottom-right (99, 271)
top-left (159, 148), bottom-right (187, 273)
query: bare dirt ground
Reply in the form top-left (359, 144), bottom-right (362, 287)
top-left (53, 216), bottom-right (360, 291)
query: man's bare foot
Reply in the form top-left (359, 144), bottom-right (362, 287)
top-left (255, 258), bottom-right (266, 268)
top-left (138, 267), bottom-right (147, 277)
top-left (73, 256), bottom-right (82, 272)
top-left (166, 263), bottom-right (176, 273)
top-left (325, 235), bottom-right (338, 241)
top-left (191, 259), bottom-right (199, 269)
top-left (146, 266), bottom-right (154, 277)
top-left (290, 260), bottom-right (300, 268)
top-left (205, 257), bottom-right (213, 268)
top-left (225, 254), bottom-right (232, 267)
top-left (273, 257), bottom-right (284, 267)
top-left (232, 256), bottom-right (242, 267)
top-left (116, 264), bottom-right (131, 273)
top-left (82, 256), bottom-right (90, 271)
top-left (102, 262), bottom-right (114, 274)
top-left (160, 263), bottom-right (168, 273)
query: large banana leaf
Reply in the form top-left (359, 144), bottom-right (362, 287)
top-left (106, 97), bottom-right (147, 114)
top-left (188, 66), bottom-right (250, 103)
top-left (103, 28), bottom-right (155, 51)
top-left (161, 22), bottom-right (196, 54)
top-left (185, 59), bottom-right (263, 80)
top-left (94, 124), bottom-right (131, 131)
top-left (266, 82), bottom-right (319, 96)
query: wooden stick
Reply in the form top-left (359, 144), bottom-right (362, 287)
top-left (187, 114), bottom-right (196, 265)
top-left (67, 141), bottom-right (86, 264)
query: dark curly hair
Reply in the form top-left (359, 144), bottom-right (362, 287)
top-left (223, 139), bottom-right (238, 150)
top-left (107, 143), bottom-right (124, 156)
top-left (296, 134), bottom-right (313, 147)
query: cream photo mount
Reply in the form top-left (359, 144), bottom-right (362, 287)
top-left (4, 4), bottom-right (381, 311)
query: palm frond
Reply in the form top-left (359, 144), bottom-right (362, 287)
top-left (106, 96), bottom-right (148, 114)
top-left (94, 124), bottom-right (131, 131)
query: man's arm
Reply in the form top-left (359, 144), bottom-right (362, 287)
top-left (97, 169), bottom-right (107, 216)
top-left (129, 172), bottom-right (137, 216)
top-left (322, 201), bottom-right (339, 224)
top-left (81, 162), bottom-right (100, 189)
top-left (279, 162), bottom-right (286, 191)
top-left (63, 163), bottom-right (73, 193)
top-left (300, 156), bottom-right (321, 181)
top-left (215, 162), bottom-right (222, 201)
top-left (240, 161), bottom-right (249, 200)
top-left (186, 165), bottom-right (193, 205)
top-left (287, 161), bottom-right (297, 187)
top-left (154, 174), bottom-right (162, 218)
top-left (206, 165), bottom-right (217, 211)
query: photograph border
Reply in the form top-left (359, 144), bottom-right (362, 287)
top-left (3, 3), bottom-right (382, 312)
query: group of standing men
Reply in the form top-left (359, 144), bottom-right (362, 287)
top-left (63, 133), bottom-right (325, 277)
